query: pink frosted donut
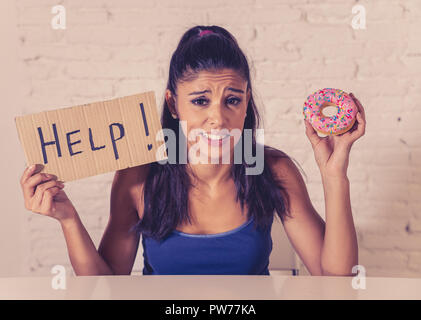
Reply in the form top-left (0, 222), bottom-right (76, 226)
top-left (303, 88), bottom-right (358, 135)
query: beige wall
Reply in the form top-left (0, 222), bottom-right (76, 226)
top-left (2, 0), bottom-right (421, 277)
top-left (0, 0), bottom-right (26, 276)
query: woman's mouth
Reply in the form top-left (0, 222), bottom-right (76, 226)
top-left (200, 131), bottom-right (230, 147)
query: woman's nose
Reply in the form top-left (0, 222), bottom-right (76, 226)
top-left (207, 104), bottom-right (225, 126)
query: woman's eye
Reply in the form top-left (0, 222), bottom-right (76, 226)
top-left (227, 97), bottom-right (241, 106)
top-left (192, 98), bottom-right (208, 106)
top-left (191, 97), bottom-right (242, 107)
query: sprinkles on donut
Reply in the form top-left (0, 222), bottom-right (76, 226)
top-left (303, 88), bottom-right (358, 136)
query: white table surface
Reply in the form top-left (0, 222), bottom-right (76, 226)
top-left (1, 275), bottom-right (420, 300)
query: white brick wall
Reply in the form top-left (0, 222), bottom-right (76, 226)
top-left (14, 0), bottom-right (421, 278)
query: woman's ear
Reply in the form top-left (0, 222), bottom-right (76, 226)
top-left (165, 89), bottom-right (178, 119)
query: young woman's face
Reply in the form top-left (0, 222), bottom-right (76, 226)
top-left (166, 68), bottom-right (251, 164)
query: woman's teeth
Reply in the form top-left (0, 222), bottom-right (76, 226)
top-left (201, 132), bottom-right (229, 140)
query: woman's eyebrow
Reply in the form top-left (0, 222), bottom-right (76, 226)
top-left (227, 87), bottom-right (245, 94)
top-left (188, 87), bottom-right (244, 95)
top-left (188, 90), bottom-right (211, 95)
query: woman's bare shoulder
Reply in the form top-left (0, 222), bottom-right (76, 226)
top-left (264, 145), bottom-right (307, 188)
top-left (114, 163), bottom-right (150, 183)
top-left (112, 163), bottom-right (151, 218)
top-left (264, 146), bottom-right (292, 174)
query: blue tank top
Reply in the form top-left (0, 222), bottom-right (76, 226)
top-left (141, 215), bottom-right (273, 275)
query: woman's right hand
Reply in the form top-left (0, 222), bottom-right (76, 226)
top-left (20, 164), bottom-right (77, 223)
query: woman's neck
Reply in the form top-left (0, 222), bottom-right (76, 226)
top-left (187, 162), bottom-right (233, 189)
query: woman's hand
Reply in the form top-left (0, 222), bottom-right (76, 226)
top-left (304, 93), bottom-right (366, 178)
top-left (20, 165), bottom-right (77, 223)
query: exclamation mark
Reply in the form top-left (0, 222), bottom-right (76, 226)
top-left (140, 103), bottom-right (152, 151)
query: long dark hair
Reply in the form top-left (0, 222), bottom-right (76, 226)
top-left (132, 25), bottom-right (293, 241)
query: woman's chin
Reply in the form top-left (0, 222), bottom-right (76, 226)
top-left (188, 149), bottom-right (233, 164)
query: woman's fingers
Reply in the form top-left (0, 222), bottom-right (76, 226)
top-left (23, 171), bottom-right (57, 200)
top-left (20, 164), bottom-right (37, 186)
top-left (20, 163), bottom-right (65, 215)
top-left (348, 93), bottom-right (366, 142)
top-left (304, 119), bottom-right (322, 149)
top-left (350, 93), bottom-right (366, 121)
top-left (20, 165), bottom-right (41, 197)
top-left (31, 180), bottom-right (64, 213)
top-left (349, 112), bottom-right (366, 141)
top-left (40, 187), bottom-right (62, 214)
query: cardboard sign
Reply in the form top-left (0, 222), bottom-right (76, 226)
top-left (15, 91), bottom-right (167, 182)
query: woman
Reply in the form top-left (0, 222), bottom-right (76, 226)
top-left (19, 25), bottom-right (365, 276)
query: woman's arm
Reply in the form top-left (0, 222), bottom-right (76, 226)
top-left (61, 165), bottom-right (148, 276)
top-left (269, 93), bottom-right (365, 276)
top-left (319, 174), bottom-right (357, 276)
top-left (60, 211), bottom-right (115, 276)
top-left (268, 155), bottom-right (325, 276)
top-left (20, 165), bottom-right (114, 276)
top-left (303, 92), bottom-right (366, 275)
top-left (269, 155), bottom-right (357, 276)
top-left (97, 165), bottom-right (149, 275)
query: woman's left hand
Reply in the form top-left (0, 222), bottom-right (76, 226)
top-left (304, 93), bottom-right (366, 178)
